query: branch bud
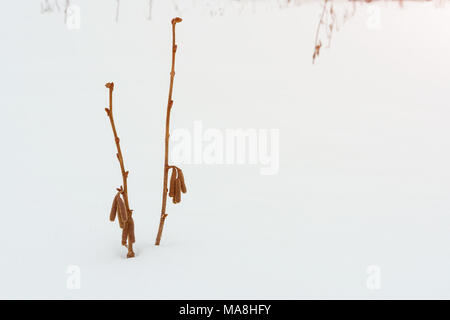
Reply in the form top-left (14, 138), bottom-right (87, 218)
top-left (172, 17), bottom-right (182, 25)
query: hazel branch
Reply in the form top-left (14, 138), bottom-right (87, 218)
top-left (105, 82), bottom-right (136, 258)
top-left (155, 17), bottom-right (187, 246)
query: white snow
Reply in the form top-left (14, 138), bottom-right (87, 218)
top-left (1, 0), bottom-right (450, 299)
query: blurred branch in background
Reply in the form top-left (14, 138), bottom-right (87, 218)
top-left (41, 0), bottom-right (446, 21)
top-left (39, 0), bottom-right (449, 62)
top-left (115, 0), bottom-right (120, 23)
top-left (148, 0), bottom-right (153, 20)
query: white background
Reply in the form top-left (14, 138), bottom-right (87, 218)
top-left (1, 0), bottom-right (450, 299)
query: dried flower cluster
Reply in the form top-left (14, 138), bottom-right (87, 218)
top-left (109, 187), bottom-right (135, 247)
top-left (168, 166), bottom-right (187, 204)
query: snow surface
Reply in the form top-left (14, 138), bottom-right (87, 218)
top-left (1, 0), bottom-right (450, 299)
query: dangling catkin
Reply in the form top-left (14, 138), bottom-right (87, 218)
top-left (110, 193), bottom-right (119, 221)
top-left (169, 167), bottom-right (177, 197)
top-left (167, 167), bottom-right (186, 204)
top-left (117, 196), bottom-right (128, 228)
top-left (117, 210), bottom-right (124, 229)
top-left (174, 178), bottom-right (181, 204)
top-left (127, 218), bottom-right (135, 244)
top-left (122, 224), bottom-right (128, 246)
top-left (178, 168), bottom-right (187, 194)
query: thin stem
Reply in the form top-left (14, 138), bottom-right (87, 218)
top-left (313, 0), bottom-right (328, 64)
top-left (155, 17), bottom-right (183, 246)
top-left (115, 0), bottom-right (120, 23)
top-left (105, 82), bottom-right (135, 258)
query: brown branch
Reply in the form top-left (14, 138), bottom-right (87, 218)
top-left (105, 82), bottom-right (135, 258)
top-left (155, 17), bottom-right (185, 246)
top-left (313, 0), bottom-right (329, 64)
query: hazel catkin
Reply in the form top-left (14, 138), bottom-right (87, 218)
top-left (169, 167), bottom-right (177, 197)
top-left (117, 196), bottom-right (128, 228)
top-left (110, 193), bottom-right (119, 221)
top-left (174, 178), bottom-right (181, 204)
top-left (177, 168), bottom-right (187, 194)
top-left (122, 223), bottom-right (128, 246)
top-left (127, 218), bottom-right (135, 244)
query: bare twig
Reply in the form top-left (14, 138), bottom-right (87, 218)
top-left (313, 0), bottom-right (329, 64)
